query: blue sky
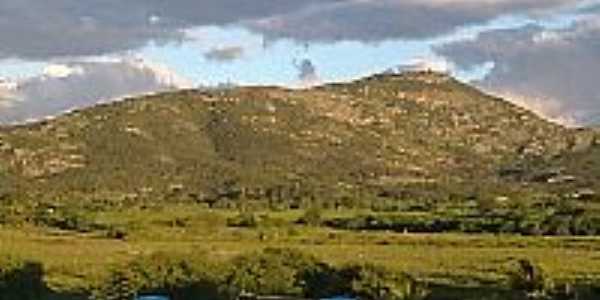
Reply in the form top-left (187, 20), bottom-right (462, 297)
top-left (0, 0), bottom-right (599, 125)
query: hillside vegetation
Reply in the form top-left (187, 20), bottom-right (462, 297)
top-left (0, 71), bottom-right (597, 211)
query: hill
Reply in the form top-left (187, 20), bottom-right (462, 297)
top-left (0, 71), bottom-right (597, 210)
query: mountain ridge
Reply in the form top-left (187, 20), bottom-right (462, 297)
top-left (0, 71), bottom-right (597, 209)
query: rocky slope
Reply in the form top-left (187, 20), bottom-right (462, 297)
top-left (0, 71), bottom-right (597, 208)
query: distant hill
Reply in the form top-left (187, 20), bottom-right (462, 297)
top-left (0, 71), bottom-right (597, 209)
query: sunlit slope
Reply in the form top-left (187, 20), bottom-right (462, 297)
top-left (0, 72), bottom-right (596, 206)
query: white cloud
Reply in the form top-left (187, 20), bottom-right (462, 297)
top-left (0, 78), bottom-right (18, 91)
top-left (532, 30), bottom-right (567, 44)
top-left (488, 90), bottom-right (578, 126)
top-left (149, 15), bottom-right (162, 25)
top-left (42, 64), bottom-right (85, 79)
top-left (401, 56), bottom-right (455, 73)
top-left (0, 78), bottom-right (20, 108)
top-left (0, 58), bottom-right (192, 124)
top-left (126, 57), bottom-right (194, 89)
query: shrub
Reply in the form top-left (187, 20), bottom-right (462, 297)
top-left (341, 263), bottom-right (426, 300)
top-left (93, 252), bottom-right (222, 300)
top-left (92, 268), bottom-right (138, 300)
top-left (106, 225), bottom-right (129, 240)
top-left (227, 212), bottom-right (258, 228)
top-left (224, 248), bottom-right (328, 298)
top-left (0, 257), bottom-right (46, 300)
top-left (298, 206), bottom-right (323, 226)
top-left (507, 259), bottom-right (550, 295)
top-left (33, 206), bottom-right (106, 233)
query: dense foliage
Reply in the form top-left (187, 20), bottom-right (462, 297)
top-left (4, 252), bottom-right (600, 300)
top-left (89, 248), bottom-right (425, 300)
top-left (324, 203), bottom-right (600, 236)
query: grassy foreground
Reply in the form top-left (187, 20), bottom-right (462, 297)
top-left (2, 206), bottom-right (600, 295)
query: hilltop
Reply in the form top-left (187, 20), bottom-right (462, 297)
top-left (0, 71), bottom-right (597, 209)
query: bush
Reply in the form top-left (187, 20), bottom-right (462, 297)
top-left (33, 206), bottom-right (107, 233)
top-left (227, 212), bottom-right (259, 228)
top-left (92, 268), bottom-right (137, 300)
top-left (106, 225), bottom-right (129, 240)
top-left (93, 252), bottom-right (223, 300)
top-left (507, 259), bottom-right (550, 295)
top-left (0, 257), bottom-right (47, 300)
top-left (92, 249), bottom-right (427, 300)
top-left (298, 206), bottom-right (323, 226)
top-left (341, 264), bottom-right (426, 300)
top-left (224, 248), bottom-right (322, 297)
top-left (225, 248), bottom-right (417, 299)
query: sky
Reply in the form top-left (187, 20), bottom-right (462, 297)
top-left (0, 0), bottom-right (599, 125)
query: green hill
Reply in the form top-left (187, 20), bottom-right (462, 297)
top-left (0, 71), bottom-right (597, 210)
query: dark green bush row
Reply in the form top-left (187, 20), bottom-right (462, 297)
top-left (324, 211), bottom-right (600, 236)
top-left (93, 248), bottom-right (426, 300)
top-left (5, 254), bottom-right (600, 300)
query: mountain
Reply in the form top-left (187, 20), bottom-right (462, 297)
top-left (0, 71), bottom-right (597, 209)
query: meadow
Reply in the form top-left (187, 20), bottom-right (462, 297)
top-left (3, 205), bottom-right (600, 299)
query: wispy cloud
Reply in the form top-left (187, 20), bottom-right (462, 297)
top-left (204, 46), bottom-right (245, 62)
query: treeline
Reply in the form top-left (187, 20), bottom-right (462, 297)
top-left (323, 209), bottom-right (600, 236)
top-left (5, 250), bottom-right (600, 300)
top-left (0, 249), bottom-right (425, 300)
top-left (223, 203), bottom-right (600, 237)
top-left (89, 248), bottom-right (427, 300)
top-left (5, 200), bottom-right (600, 238)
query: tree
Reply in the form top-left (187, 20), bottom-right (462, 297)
top-left (508, 259), bottom-right (549, 296)
top-left (298, 206), bottom-right (323, 226)
top-left (0, 259), bottom-right (46, 300)
top-left (93, 268), bottom-right (138, 300)
top-left (224, 248), bottom-right (324, 297)
top-left (342, 264), bottom-right (426, 300)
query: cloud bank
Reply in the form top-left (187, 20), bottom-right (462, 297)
top-left (0, 59), bottom-right (191, 124)
top-left (0, 0), bottom-right (323, 60)
top-left (437, 16), bottom-right (600, 125)
top-left (0, 0), bottom-right (583, 60)
top-left (247, 0), bottom-right (580, 42)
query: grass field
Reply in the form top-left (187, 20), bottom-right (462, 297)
top-left (3, 206), bottom-right (600, 294)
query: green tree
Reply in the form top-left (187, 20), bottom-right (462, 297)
top-left (342, 264), bottom-right (426, 300)
top-left (224, 248), bottom-right (323, 297)
top-left (0, 259), bottom-right (46, 300)
top-left (298, 206), bottom-right (323, 226)
top-left (507, 259), bottom-right (549, 296)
